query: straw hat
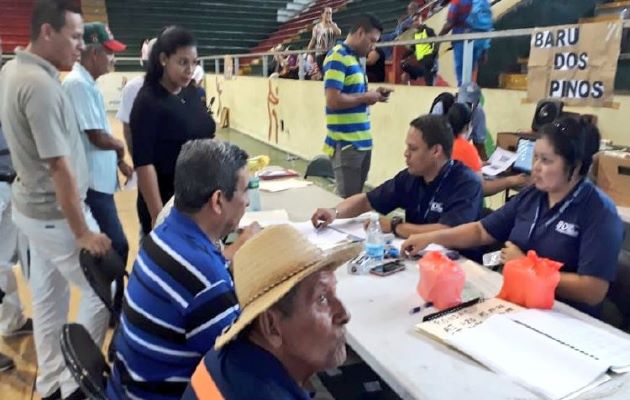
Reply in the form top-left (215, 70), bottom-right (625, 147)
top-left (214, 224), bottom-right (361, 349)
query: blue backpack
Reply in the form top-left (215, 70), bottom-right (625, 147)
top-left (466, 0), bottom-right (493, 32)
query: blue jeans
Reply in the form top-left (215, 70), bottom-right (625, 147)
top-left (453, 35), bottom-right (491, 86)
top-left (85, 189), bottom-right (129, 265)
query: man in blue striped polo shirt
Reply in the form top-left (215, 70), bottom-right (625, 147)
top-left (107, 140), bottom-right (254, 400)
top-left (323, 14), bottom-right (391, 198)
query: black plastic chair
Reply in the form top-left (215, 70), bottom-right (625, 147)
top-left (305, 154), bottom-right (335, 181)
top-left (79, 248), bottom-right (127, 363)
top-left (79, 249), bottom-right (126, 318)
top-left (60, 323), bottom-right (109, 400)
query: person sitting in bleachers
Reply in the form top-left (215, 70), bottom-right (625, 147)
top-left (403, 117), bottom-right (624, 318)
top-left (380, 1), bottom-right (421, 59)
top-left (401, 13), bottom-right (439, 85)
top-left (311, 114), bottom-right (482, 238)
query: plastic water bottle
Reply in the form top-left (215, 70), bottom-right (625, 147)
top-left (364, 212), bottom-right (385, 272)
top-left (247, 176), bottom-right (261, 212)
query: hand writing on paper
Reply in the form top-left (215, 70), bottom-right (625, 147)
top-left (500, 241), bottom-right (525, 264)
top-left (311, 208), bottom-right (336, 229)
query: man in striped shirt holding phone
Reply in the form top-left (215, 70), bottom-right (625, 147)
top-left (323, 14), bottom-right (391, 198)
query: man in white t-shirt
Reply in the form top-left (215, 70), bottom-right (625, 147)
top-left (116, 37), bottom-right (156, 152)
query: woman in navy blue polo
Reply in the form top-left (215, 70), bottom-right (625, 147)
top-left (402, 117), bottom-right (624, 317)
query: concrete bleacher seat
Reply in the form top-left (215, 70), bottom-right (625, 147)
top-left (106, 0), bottom-right (285, 66)
top-left (245, 0), bottom-right (349, 66)
top-left (595, 0), bottom-right (630, 17)
top-left (0, 0), bottom-right (33, 52)
top-left (288, 0), bottom-right (410, 52)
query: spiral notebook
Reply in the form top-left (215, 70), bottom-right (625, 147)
top-left (415, 297), bottom-right (524, 340)
top-left (441, 309), bottom-right (630, 400)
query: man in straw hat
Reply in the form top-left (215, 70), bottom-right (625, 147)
top-left (107, 139), bottom-right (258, 400)
top-left (182, 224), bottom-right (361, 400)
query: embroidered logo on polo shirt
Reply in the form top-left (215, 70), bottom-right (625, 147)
top-left (429, 202), bottom-right (444, 213)
top-left (555, 221), bottom-right (579, 237)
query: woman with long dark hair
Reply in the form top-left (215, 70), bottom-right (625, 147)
top-left (403, 117), bottom-right (624, 317)
top-left (131, 26), bottom-right (215, 235)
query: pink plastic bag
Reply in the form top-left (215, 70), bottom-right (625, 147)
top-left (417, 251), bottom-right (465, 310)
top-left (497, 250), bottom-right (563, 309)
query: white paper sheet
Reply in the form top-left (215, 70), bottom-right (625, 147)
top-left (239, 209), bottom-right (290, 228)
top-left (509, 309), bottom-right (630, 372)
top-left (329, 218), bottom-right (368, 240)
top-left (291, 221), bottom-right (356, 250)
top-left (482, 147), bottom-right (518, 177)
top-left (259, 178), bottom-right (312, 192)
top-left (446, 315), bottom-right (611, 400)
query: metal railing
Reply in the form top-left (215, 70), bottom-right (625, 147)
top-left (192, 19), bottom-right (630, 85)
top-left (3, 19), bottom-right (629, 85)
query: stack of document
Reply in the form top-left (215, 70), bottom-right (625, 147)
top-left (482, 148), bottom-right (518, 177)
top-left (258, 166), bottom-right (299, 180)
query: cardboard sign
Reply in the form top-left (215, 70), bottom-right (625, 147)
top-left (596, 151), bottom-right (630, 207)
top-left (527, 21), bottom-right (622, 107)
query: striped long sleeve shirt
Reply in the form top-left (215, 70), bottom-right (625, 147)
top-left (106, 208), bottom-right (240, 400)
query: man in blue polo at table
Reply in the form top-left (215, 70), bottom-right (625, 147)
top-left (312, 114), bottom-right (482, 238)
top-left (62, 22), bottom-right (132, 267)
top-left (323, 13), bottom-right (391, 198)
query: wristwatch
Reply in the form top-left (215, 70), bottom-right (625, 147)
top-left (391, 216), bottom-right (404, 237)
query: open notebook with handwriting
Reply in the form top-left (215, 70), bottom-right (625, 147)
top-left (416, 300), bottom-right (630, 400)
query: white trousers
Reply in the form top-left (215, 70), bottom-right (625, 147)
top-left (13, 206), bottom-right (109, 398)
top-left (0, 182), bottom-right (27, 335)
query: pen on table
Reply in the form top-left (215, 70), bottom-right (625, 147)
top-left (409, 302), bottom-right (433, 315)
top-left (327, 225), bottom-right (364, 242)
top-left (422, 297), bottom-right (482, 322)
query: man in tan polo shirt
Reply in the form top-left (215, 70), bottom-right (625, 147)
top-left (0, 1), bottom-right (111, 399)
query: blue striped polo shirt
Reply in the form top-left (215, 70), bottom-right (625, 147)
top-left (106, 208), bottom-right (240, 400)
top-left (323, 43), bottom-right (371, 156)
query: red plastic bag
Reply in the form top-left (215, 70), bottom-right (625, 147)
top-left (498, 250), bottom-right (563, 309)
top-left (417, 251), bottom-right (465, 310)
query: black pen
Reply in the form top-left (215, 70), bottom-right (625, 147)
top-left (422, 297), bottom-right (482, 322)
